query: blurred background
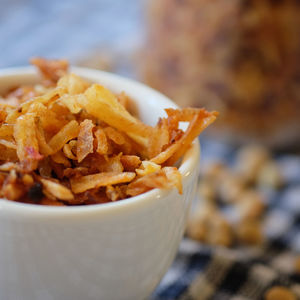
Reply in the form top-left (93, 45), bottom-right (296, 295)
top-left (1, 0), bottom-right (300, 299)
top-left (0, 0), bottom-right (145, 74)
top-left (2, 0), bottom-right (300, 148)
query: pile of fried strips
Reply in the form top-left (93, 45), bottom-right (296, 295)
top-left (0, 58), bottom-right (217, 206)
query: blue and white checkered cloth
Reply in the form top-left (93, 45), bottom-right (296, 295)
top-left (1, 1), bottom-right (300, 299)
top-left (152, 140), bottom-right (300, 299)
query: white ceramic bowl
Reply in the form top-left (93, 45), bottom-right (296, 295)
top-left (0, 67), bottom-right (200, 300)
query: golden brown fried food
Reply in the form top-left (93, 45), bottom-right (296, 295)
top-left (0, 58), bottom-right (217, 205)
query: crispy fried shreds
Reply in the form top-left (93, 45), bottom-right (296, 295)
top-left (148, 118), bottom-right (170, 158)
top-left (38, 157), bottom-right (52, 178)
top-left (2, 180), bottom-right (26, 201)
top-left (63, 140), bottom-right (77, 160)
top-left (79, 84), bottom-right (154, 147)
top-left (35, 117), bottom-right (53, 155)
top-left (104, 126), bottom-right (133, 154)
top-left (72, 189), bottom-right (111, 205)
top-left (127, 169), bottom-right (169, 196)
top-left (4, 85), bottom-right (38, 104)
top-left (106, 185), bottom-right (119, 201)
top-left (22, 174), bottom-right (34, 186)
top-left (0, 110), bottom-right (7, 123)
top-left (27, 102), bottom-right (64, 133)
top-left (117, 91), bottom-right (130, 109)
top-left (31, 57), bottom-right (69, 84)
top-left (14, 114), bottom-right (43, 171)
top-left (106, 185), bottom-right (127, 202)
top-left (0, 58), bottom-right (217, 205)
top-left (58, 94), bottom-right (85, 114)
top-left (77, 119), bottom-right (95, 162)
top-left (0, 162), bottom-right (18, 172)
top-left (0, 124), bottom-right (14, 137)
top-left (5, 109), bottom-right (21, 125)
top-left (57, 73), bottom-right (90, 95)
top-left (50, 161), bottom-right (65, 179)
top-left (165, 107), bottom-right (204, 122)
top-left (102, 154), bottom-right (124, 173)
top-left (94, 128), bottom-right (108, 155)
top-left (0, 139), bottom-right (17, 149)
top-left (163, 167), bottom-right (183, 194)
top-left (104, 126), bottom-right (126, 145)
top-left (51, 151), bottom-right (71, 167)
top-left (0, 145), bottom-right (18, 161)
top-left (151, 109), bottom-right (218, 165)
top-left (127, 167), bottom-right (182, 196)
top-left (20, 87), bottom-right (62, 114)
top-left (57, 73), bottom-right (89, 114)
top-left (136, 161), bottom-right (161, 177)
top-left (120, 155), bottom-right (141, 171)
top-left (1, 170), bottom-right (27, 201)
top-left (40, 178), bottom-right (74, 201)
top-left (70, 172), bottom-right (136, 194)
top-left (63, 167), bottom-right (89, 178)
top-left (48, 120), bottom-right (79, 154)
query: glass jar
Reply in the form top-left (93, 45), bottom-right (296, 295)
top-left (140, 0), bottom-right (300, 148)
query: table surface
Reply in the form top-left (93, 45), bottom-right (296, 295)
top-left (1, 1), bottom-right (300, 299)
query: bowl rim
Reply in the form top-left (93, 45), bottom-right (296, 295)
top-left (0, 66), bottom-right (200, 218)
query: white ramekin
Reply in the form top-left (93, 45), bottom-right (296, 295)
top-left (0, 67), bottom-right (200, 300)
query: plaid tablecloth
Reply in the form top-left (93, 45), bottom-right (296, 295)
top-left (152, 139), bottom-right (300, 300)
top-left (1, 1), bottom-right (300, 299)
